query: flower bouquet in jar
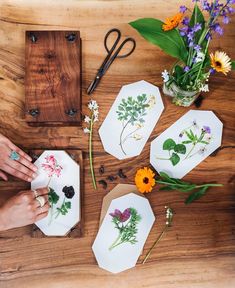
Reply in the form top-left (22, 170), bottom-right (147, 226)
top-left (130, 0), bottom-right (235, 107)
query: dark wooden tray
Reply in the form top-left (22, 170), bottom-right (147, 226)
top-left (25, 31), bottom-right (82, 126)
top-left (0, 148), bottom-right (84, 238)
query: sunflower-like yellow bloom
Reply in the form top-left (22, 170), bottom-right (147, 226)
top-left (135, 167), bottom-right (156, 193)
top-left (210, 51), bottom-right (232, 75)
top-left (162, 13), bottom-right (183, 31)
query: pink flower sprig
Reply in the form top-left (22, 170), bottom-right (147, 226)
top-left (42, 155), bottom-right (63, 178)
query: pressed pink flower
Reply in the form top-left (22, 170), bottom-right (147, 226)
top-left (42, 155), bottom-right (63, 178)
top-left (110, 208), bottom-right (131, 222)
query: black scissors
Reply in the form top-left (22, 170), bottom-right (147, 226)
top-left (87, 28), bottom-right (136, 95)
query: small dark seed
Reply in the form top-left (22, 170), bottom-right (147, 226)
top-left (118, 169), bottom-right (127, 179)
top-left (99, 165), bottom-right (105, 175)
top-left (194, 95), bottom-right (204, 108)
top-left (98, 179), bottom-right (108, 189)
top-left (107, 175), bottom-right (117, 182)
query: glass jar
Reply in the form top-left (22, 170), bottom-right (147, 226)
top-left (163, 82), bottom-right (200, 107)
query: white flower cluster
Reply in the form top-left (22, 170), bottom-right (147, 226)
top-left (161, 70), bottom-right (170, 83)
top-left (83, 100), bottom-right (99, 134)
top-left (165, 206), bottom-right (173, 226)
top-left (195, 51), bottom-right (205, 63)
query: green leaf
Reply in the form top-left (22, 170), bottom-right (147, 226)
top-left (159, 186), bottom-right (175, 191)
top-left (185, 186), bottom-right (208, 204)
top-left (200, 141), bottom-right (209, 145)
top-left (163, 138), bottom-right (176, 151)
top-left (182, 140), bottom-right (192, 144)
top-left (48, 188), bottom-right (59, 205)
top-left (232, 61), bottom-right (235, 70)
top-left (189, 4), bottom-right (205, 44)
top-left (65, 202), bottom-right (71, 209)
top-left (159, 171), bottom-right (171, 180)
top-left (170, 153), bottom-right (180, 166)
top-left (174, 144), bottom-right (186, 154)
top-left (129, 18), bottom-right (188, 63)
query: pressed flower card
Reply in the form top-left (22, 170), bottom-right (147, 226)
top-left (92, 193), bottom-right (155, 273)
top-left (150, 110), bottom-right (223, 179)
top-left (31, 150), bottom-right (80, 236)
top-left (99, 80), bottom-right (164, 160)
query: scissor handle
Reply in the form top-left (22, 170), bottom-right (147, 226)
top-left (104, 28), bottom-right (136, 58)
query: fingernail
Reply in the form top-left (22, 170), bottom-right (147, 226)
top-left (28, 177), bottom-right (33, 182)
top-left (33, 166), bottom-right (38, 172)
top-left (32, 173), bottom-right (37, 178)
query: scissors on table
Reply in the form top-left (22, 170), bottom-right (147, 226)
top-left (87, 28), bottom-right (136, 95)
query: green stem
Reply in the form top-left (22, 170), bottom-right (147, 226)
top-left (142, 225), bottom-right (168, 264)
top-left (89, 115), bottom-right (97, 190)
top-left (184, 143), bottom-right (196, 160)
top-left (109, 232), bottom-right (122, 251)
top-left (156, 179), bottom-right (223, 189)
top-left (119, 120), bottom-right (131, 155)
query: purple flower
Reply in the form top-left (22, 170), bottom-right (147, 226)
top-left (202, 0), bottom-right (210, 11)
top-left (211, 23), bottom-right (224, 36)
top-left (227, 7), bottom-right (235, 14)
top-left (187, 31), bottom-right (195, 41)
top-left (223, 16), bottom-right (230, 24)
top-left (184, 66), bottom-right (190, 72)
top-left (110, 208), bottom-right (131, 222)
top-left (202, 126), bottom-right (211, 134)
top-left (189, 41), bottom-right (194, 47)
top-left (182, 16), bottom-right (190, 25)
top-left (194, 44), bottom-right (201, 52)
top-left (209, 68), bottom-right (215, 75)
top-left (205, 32), bottom-right (212, 40)
top-left (228, 0), bottom-right (235, 4)
top-left (180, 5), bottom-right (187, 13)
top-left (192, 23), bottom-right (202, 32)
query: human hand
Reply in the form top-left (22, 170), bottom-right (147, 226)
top-left (0, 133), bottom-right (38, 182)
top-left (0, 188), bottom-right (50, 231)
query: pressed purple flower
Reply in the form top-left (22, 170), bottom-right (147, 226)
top-left (182, 16), bottom-right (190, 25)
top-left (179, 132), bottom-right (184, 138)
top-left (180, 5), bottom-right (187, 13)
top-left (202, 126), bottom-right (211, 134)
top-left (194, 44), bottom-right (201, 52)
top-left (223, 16), bottom-right (230, 24)
top-left (184, 66), bottom-right (190, 72)
top-left (110, 208), bottom-right (131, 222)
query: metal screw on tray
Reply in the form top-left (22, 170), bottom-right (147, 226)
top-left (29, 32), bottom-right (38, 43)
top-left (65, 108), bottom-right (78, 117)
top-left (28, 108), bottom-right (40, 117)
top-left (65, 33), bottom-right (76, 42)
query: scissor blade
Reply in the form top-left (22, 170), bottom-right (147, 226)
top-left (87, 76), bottom-right (100, 95)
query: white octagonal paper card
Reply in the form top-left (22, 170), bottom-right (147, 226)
top-left (99, 80), bottom-right (164, 160)
top-left (150, 110), bottom-right (223, 179)
top-left (92, 193), bottom-right (155, 274)
top-left (31, 150), bottom-right (80, 236)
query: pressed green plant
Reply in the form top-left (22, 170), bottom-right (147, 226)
top-left (157, 122), bottom-right (212, 166)
top-left (116, 94), bottom-right (155, 155)
top-left (109, 208), bottom-right (141, 250)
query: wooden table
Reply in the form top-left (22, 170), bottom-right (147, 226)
top-left (0, 0), bottom-right (234, 287)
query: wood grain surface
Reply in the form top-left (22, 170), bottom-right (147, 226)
top-left (25, 30), bottom-right (82, 126)
top-left (0, 0), bottom-right (234, 287)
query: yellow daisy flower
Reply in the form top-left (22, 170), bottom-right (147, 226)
top-left (162, 13), bottom-right (183, 31)
top-left (210, 51), bottom-right (231, 75)
top-left (135, 167), bottom-right (156, 193)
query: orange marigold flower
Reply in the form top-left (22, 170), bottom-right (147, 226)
top-left (135, 167), bottom-right (156, 193)
top-left (162, 13), bottom-right (183, 31)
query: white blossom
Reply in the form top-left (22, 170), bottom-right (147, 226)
top-left (161, 69), bottom-right (170, 82)
top-left (147, 95), bottom-right (156, 109)
top-left (199, 84), bottom-right (209, 92)
top-left (88, 100), bottom-right (99, 111)
top-left (195, 51), bottom-right (205, 63)
top-left (83, 127), bottom-right (90, 134)
top-left (133, 134), bottom-right (142, 140)
top-left (84, 115), bottom-right (91, 123)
